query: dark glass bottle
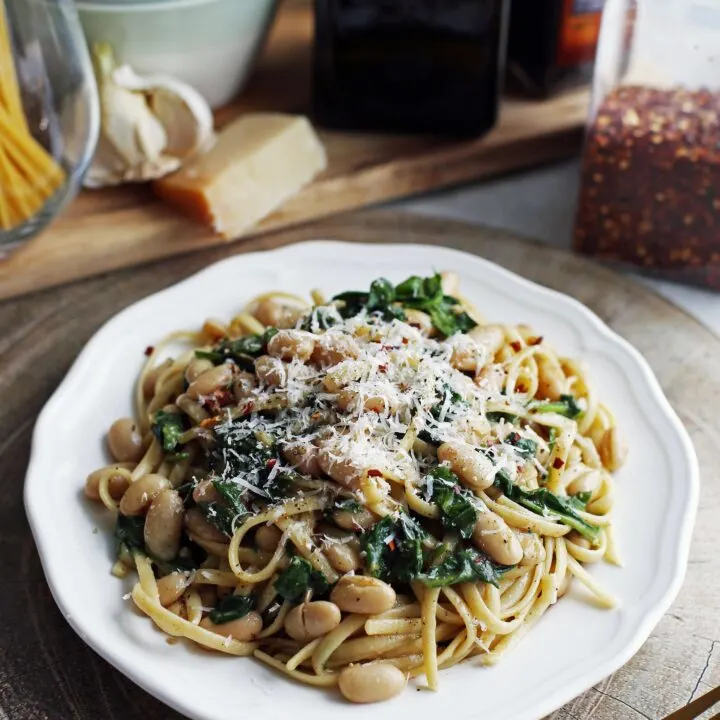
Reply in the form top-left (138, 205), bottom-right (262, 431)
top-left (313, 0), bottom-right (509, 137)
top-left (506, 0), bottom-right (604, 97)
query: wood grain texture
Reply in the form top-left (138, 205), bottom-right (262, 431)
top-left (0, 0), bottom-right (589, 301)
top-left (2, 211), bottom-right (716, 720)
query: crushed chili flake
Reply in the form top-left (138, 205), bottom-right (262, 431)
top-left (516, 382), bottom-right (528, 393)
top-left (510, 341), bottom-right (522, 352)
top-left (402, 337), bottom-right (409, 344)
top-left (200, 416), bottom-right (220, 429)
top-left (386, 538), bottom-right (397, 551)
top-left (552, 457), bottom-right (565, 469)
top-left (241, 401), bottom-right (255, 415)
top-left (367, 468), bottom-right (383, 477)
top-left (378, 363), bottom-right (388, 373)
top-left (527, 336), bottom-right (543, 346)
top-left (266, 458), bottom-right (277, 469)
top-left (576, 85), bottom-right (720, 288)
top-left (200, 389), bottom-right (233, 413)
top-left (144, 346), bottom-right (154, 356)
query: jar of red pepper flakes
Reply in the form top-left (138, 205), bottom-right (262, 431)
top-left (574, 0), bottom-right (720, 288)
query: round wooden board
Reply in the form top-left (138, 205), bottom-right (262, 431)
top-left (1, 211), bottom-right (716, 720)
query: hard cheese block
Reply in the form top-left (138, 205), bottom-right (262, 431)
top-left (155, 113), bottom-right (327, 239)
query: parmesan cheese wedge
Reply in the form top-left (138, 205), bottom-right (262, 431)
top-left (154, 113), bottom-right (327, 239)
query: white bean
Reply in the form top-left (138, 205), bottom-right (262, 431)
top-left (267, 329), bottom-right (315, 362)
top-left (107, 418), bottom-right (145, 463)
top-left (330, 575), bottom-right (395, 615)
top-left (283, 601), bottom-right (342, 642)
top-left (200, 611), bottom-right (263, 641)
top-left (144, 489), bottom-right (184, 561)
top-left (157, 572), bottom-right (192, 607)
top-left (437, 442), bottom-right (495, 490)
top-left (119, 474), bottom-right (169, 516)
top-left (339, 663), bottom-right (407, 703)
top-left (472, 511), bottom-right (523, 565)
top-left (186, 364), bottom-right (233, 399)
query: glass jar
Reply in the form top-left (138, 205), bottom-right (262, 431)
top-left (574, 0), bottom-right (720, 288)
top-left (0, 0), bottom-right (99, 258)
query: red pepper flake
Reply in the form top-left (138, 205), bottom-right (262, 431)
top-left (552, 457), bottom-right (565, 469)
top-left (367, 468), bottom-right (383, 477)
top-left (510, 341), bottom-right (522, 352)
top-left (386, 539), bottom-right (397, 551)
top-left (200, 416), bottom-right (220, 429)
top-left (402, 337), bottom-right (409, 344)
top-left (199, 389), bottom-right (234, 413)
top-left (216, 389), bottom-right (233, 406)
top-left (527, 336), bottom-right (543, 346)
top-left (516, 382), bottom-right (528, 393)
top-left (242, 401), bottom-right (255, 415)
top-left (266, 458), bottom-right (277, 469)
top-left (378, 363), bottom-right (388, 373)
top-left (144, 346), bottom-right (154, 356)
top-left (508, 432), bottom-right (521, 444)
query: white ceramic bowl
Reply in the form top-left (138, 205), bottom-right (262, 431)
top-left (75, 0), bottom-right (278, 108)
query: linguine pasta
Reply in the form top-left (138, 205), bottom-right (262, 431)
top-left (85, 271), bottom-right (626, 704)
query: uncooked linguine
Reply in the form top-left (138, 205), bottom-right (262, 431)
top-left (85, 271), bottom-right (626, 704)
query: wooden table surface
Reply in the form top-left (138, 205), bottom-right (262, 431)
top-left (1, 211), bottom-right (717, 720)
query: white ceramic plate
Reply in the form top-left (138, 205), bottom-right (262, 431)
top-left (25, 242), bottom-right (698, 720)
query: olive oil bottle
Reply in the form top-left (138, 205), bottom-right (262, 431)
top-left (313, 0), bottom-right (509, 137)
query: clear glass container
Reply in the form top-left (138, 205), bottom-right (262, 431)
top-left (0, 0), bottom-right (99, 257)
top-left (574, 0), bottom-right (720, 288)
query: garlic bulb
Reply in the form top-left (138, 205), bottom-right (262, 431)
top-left (85, 43), bottom-right (214, 188)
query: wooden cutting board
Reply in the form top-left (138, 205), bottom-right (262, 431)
top-left (0, 0), bottom-right (590, 302)
top-left (1, 212), bottom-right (716, 720)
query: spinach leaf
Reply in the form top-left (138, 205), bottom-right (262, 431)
top-left (430, 382), bottom-right (467, 422)
top-left (395, 273), bottom-right (476, 336)
top-left (196, 328), bottom-right (279, 367)
top-left (151, 410), bottom-right (185, 453)
top-left (300, 306), bottom-right (340, 332)
top-left (334, 497), bottom-right (363, 513)
top-left (333, 274), bottom-right (476, 336)
top-left (493, 469), bottom-right (600, 543)
top-left (274, 556), bottom-right (329, 602)
top-left (530, 394), bottom-right (583, 419)
top-left (361, 514), bottom-right (427, 583)
top-left (208, 426), bottom-right (290, 503)
top-left (425, 466), bottom-right (478, 539)
top-left (333, 278), bottom-right (405, 322)
top-left (367, 278), bottom-right (396, 312)
top-left (198, 478), bottom-right (250, 537)
top-left (394, 274), bottom-right (437, 301)
top-left (209, 594), bottom-right (256, 624)
top-left (198, 502), bottom-right (237, 537)
top-left (486, 411), bottom-right (518, 425)
top-left (505, 432), bottom-right (537, 459)
top-left (417, 547), bottom-right (508, 588)
top-left (115, 515), bottom-right (145, 557)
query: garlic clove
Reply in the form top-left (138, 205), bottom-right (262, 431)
top-left (86, 43), bottom-right (214, 188)
top-left (112, 65), bottom-right (214, 159)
